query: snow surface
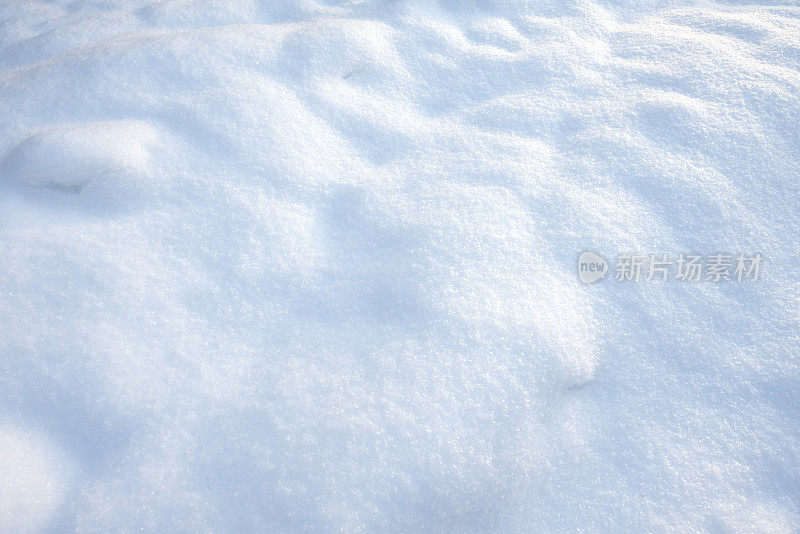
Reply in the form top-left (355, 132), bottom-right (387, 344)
top-left (0, 0), bottom-right (799, 531)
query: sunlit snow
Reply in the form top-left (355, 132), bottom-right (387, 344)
top-left (1, 0), bottom-right (799, 531)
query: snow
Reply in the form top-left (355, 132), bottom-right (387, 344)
top-left (0, 422), bottom-right (75, 533)
top-left (1, 0), bottom-right (799, 531)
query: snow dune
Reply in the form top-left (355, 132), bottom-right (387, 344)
top-left (1, 0), bottom-right (799, 531)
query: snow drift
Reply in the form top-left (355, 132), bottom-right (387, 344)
top-left (0, 0), bottom-right (799, 531)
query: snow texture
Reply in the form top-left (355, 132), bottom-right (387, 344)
top-left (0, 0), bottom-right (799, 531)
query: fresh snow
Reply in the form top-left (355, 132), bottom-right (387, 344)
top-left (0, 0), bottom-right (799, 531)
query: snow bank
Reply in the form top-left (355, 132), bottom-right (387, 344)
top-left (0, 0), bottom-right (798, 531)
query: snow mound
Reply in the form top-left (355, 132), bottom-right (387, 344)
top-left (0, 422), bottom-right (75, 533)
top-left (0, 0), bottom-right (799, 531)
top-left (1, 121), bottom-right (159, 198)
